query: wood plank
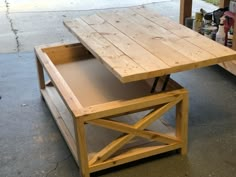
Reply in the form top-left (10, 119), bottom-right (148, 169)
top-left (46, 86), bottom-right (76, 140)
top-left (98, 10), bottom-right (194, 67)
top-left (131, 6), bottom-right (236, 59)
top-left (64, 18), bottom-right (147, 83)
top-left (82, 88), bottom-right (187, 121)
top-left (80, 14), bottom-right (169, 72)
top-left (41, 88), bottom-right (78, 164)
top-left (131, 6), bottom-right (196, 37)
top-left (87, 119), bottom-right (178, 144)
top-left (89, 96), bottom-right (182, 165)
top-left (42, 43), bottom-right (93, 65)
top-left (113, 8), bottom-right (215, 62)
top-left (89, 143), bottom-right (181, 172)
top-left (35, 47), bottom-right (84, 117)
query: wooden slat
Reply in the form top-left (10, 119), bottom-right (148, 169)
top-left (131, 6), bottom-right (236, 59)
top-left (82, 88), bottom-right (187, 121)
top-left (87, 119), bottom-right (178, 144)
top-left (64, 18), bottom-right (147, 83)
top-left (89, 143), bottom-right (181, 172)
top-left (42, 43), bottom-right (93, 65)
top-left (97, 10), bottom-right (194, 67)
top-left (131, 6), bottom-right (196, 37)
top-left (41, 89), bottom-right (78, 163)
top-left (113, 8), bottom-right (215, 62)
top-left (35, 47), bottom-right (84, 117)
top-left (88, 95), bottom-right (182, 165)
top-left (80, 14), bottom-right (169, 72)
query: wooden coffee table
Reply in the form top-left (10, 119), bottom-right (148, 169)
top-left (35, 6), bottom-right (236, 177)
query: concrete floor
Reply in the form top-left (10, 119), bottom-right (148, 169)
top-left (0, 0), bottom-right (236, 177)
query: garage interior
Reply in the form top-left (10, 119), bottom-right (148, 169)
top-left (0, 0), bottom-right (236, 177)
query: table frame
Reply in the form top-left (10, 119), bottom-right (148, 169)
top-left (35, 42), bottom-right (189, 177)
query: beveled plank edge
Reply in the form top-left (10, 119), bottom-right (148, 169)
top-left (41, 88), bottom-right (79, 164)
top-left (111, 54), bottom-right (236, 83)
top-left (35, 45), bottom-right (85, 117)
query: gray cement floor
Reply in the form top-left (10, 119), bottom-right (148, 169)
top-left (0, 0), bottom-right (236, 177)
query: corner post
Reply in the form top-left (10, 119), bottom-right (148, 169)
top-left (75, 118), bottom-right (90, 177)
top-left (176, 92), bottom-right (189, 154)
top-left (36, 56), bottom-right (45, 90)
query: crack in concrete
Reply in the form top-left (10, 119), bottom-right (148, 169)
top-left (45, 155), bottom-right (71, 177)
top-left (4, 0), bottom-right (20, 52)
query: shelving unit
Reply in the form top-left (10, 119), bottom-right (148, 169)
top-left (180, 0), bottom-right (236, 75)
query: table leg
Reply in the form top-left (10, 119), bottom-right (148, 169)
top-left (36, 56), bottom-right (45, 90)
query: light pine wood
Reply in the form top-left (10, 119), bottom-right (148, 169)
top-left (80, 14), bottom-right (169, 72)
top-left (87, 119), bottom-right (178, 144)
top-left (36, 56), bottom-right (45, 89)
top-left (46, 86), bottom-right (76, 140)
top-left (64, 7), bottom-right (236, 83)
top-left (131, 7), bottom-right (236, 58)
top-left (176, 92), bottom-right (189, 154)
top-left (88, 96), bottom-right (182, 165)
top-left (83, 88), bottom-right (187, 121)
top-left (35, 46), bottom-right (84, 117)
top-left (64, 18), bottom-right (147, 83)
top-left (41, 88), bottom-right (78, 163)
top-left (75, 119), bottom-right (90, 177)
top-left (36, 41), bottom-right (189, 177)
top-left (42, 43), bottom-right (93, 65)
top-left (89, 143), bottom-right (182, 172)
top-left (35, 4), bottom-right (236, 176)
top-left (97, 10), bottom-right (194, 67)
top-left (112, 8), bottom-right (215, 62)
